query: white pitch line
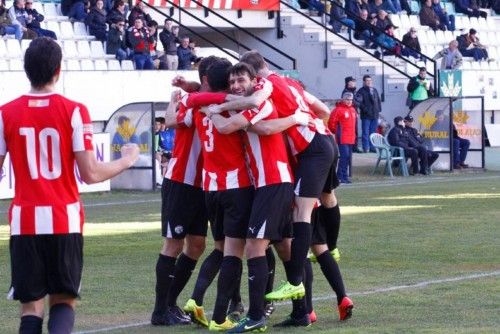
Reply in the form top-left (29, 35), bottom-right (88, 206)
top-left (74, 270), bottom-right (500, 334)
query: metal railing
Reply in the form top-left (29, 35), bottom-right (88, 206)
top-left (141, 0), bottom-right (296, 70)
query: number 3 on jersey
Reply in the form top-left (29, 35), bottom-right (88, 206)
top-left (202, 116), bottom-right (214, 152)
top-left (19, 127), bottom-right (62, 180)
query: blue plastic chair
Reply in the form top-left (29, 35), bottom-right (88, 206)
top-left (370, 133), bottom-right (409, 177)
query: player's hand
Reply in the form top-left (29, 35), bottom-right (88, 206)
top-left (172, 75), bottom-right (186, 87)
top-left (171, 90), bottom-right (182, 104)
top-left (120, 144), bottom-right (140, 167)
top-left (201, 104), bottom-right (222, 116)
top-left (292, 112), bottom-right (310, 126)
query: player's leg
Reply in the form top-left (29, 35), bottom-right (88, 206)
top-left (19, 299), bottom-right (45, 334)
top-left (47, 294), bottom-right (77, 334)
top-left (264, 247), bottom-right (276, 318)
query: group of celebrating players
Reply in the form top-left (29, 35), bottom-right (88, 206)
top-left (0, 37), bottom-right (353, 334)
top-left (151, 51), bottom-right (354, 332)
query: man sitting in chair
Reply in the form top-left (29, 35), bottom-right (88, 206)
top-left (387, 116), bottom-right (420, 175)
top-left (403, 115), bottom-right (439, 175)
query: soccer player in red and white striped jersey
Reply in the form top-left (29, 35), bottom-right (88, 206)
top-left (0, 37), bottom-right (139, 334)
top-left (205, 50), bottom-right (340, 327)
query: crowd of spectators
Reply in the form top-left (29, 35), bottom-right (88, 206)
top-left (1, 0), bottom-right (56, 40)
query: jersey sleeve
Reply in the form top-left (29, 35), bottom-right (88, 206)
top-left (176, 101), bottom-right (193, 128)
top-left (71, 104), bottom-right (94, 152)
top-left (240, 100), bottom-right (274, 125)
top-left (254, 77), bottom-right (273, 97)
top-left (0, 110), bottom-right (6, 155)
top-left (186, 92), bottom-right (227, 108)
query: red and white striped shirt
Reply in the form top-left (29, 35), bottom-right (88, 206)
top-left (241, 100), bottom-right (293, 188)
top-left (194, 110), bottom-right (252, 191)
top-left (0, 93), bottom-right (93, 236)
top-left (259, 74), bottom-right (329, 155)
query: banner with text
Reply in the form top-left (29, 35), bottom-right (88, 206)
top-left (0, 133), bottom-right (111, 200)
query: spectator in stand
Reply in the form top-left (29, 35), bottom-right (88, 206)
top-left (457, 29), bottom-right (488, 61)
top-left (0, 0), bottom-right (23, 40)
top-left (387, 116), bottom-right (420, 175)
top-left (329, 92), bottom-right (357, 184)
top-left (106, 18), bottom-right (129, 62)
top-left (128, 0), bottom-right (152, 27)
top-left (407, 67), bottom-right (434, 108)
top-left (107, 0), bottom-right (126, 25)
top-left (455, 0), bottom-right (487, 18)
top-left (148, 20), bottom-right (167, 69)
top-left (374, 9), bottom-right (393, 32)
top-left (494, 0), bottom-right (500, 13)
top-left (85, 0), bottom-right (107, 42)
top-left (8, 0), bottom-right (37, 39)
top-left (307, 0), bottom-right (325, 15)
top-left (61, 0), bottom-right (74, 16)
top-left (129, 17), bottom-right (154, 70)
top-left (330, 0), bottom-right (356, 39)
top-left (404, 115), bottom-right (439, 174)
top-left (68, 0), bottom-right (90, 23)
top-left (159, 19), bottom-right (180, 70)
top-left (375, 24), bottom-right (401, 57)
top-left (401, 27), bottom-right (422, 59)
top-left (432, 0), bottom-right (455, 31)
top-left (24, 0), bottom-right (56, 39)
top-left (355, 74), bottom-right (382, 153)
top-left (370, 0), bottom-right (397, 15)
top-left (353, 9), bottom-right (374, 47)
top-left (177, 36), bottom-right (199, 70)
top-left (452, 124), bottom-right (470, 169)
top-left (420, 0), bottom-right (444, 31)
top-left (433, 40), bottom-right (463, 69)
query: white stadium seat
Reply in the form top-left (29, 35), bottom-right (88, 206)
top-left (59, 21), bottom-right (75, 40)
top-left (80, 59), bottom-right (95, 71)
top-left (390, 15), bottom-right (402, 29)
top-left (426, 30), bottom-right (437, 45)
top-left (9, 59), bottom-right (24, 71)
top-left (461, 61), bottom-right (472, 70)
top-left (121, 60), bottom-right (135, 70)
top-left (77, 40), bottom-right (91, 58)
top-left (43, 2), bottom-right (58, 17)
top-left (32, 1), bottom-right (44, 15)
top-left (63, 40), bottom-right (78, 58)
top-left (6, 39), bottom-right (22, 58)
top-left (46, 21), bottom-right (61, 39)
top-left (435, 30), bottom-right (447, 45)
top-left (0, 40), bottom-right (6, 58)
top-left (94, 59), bottom-right (108, 70)
top-left (66, 59), bottom-right (81, 71)
top-left (400, 15), bottom-right (411, 30)
top-left (90, 41), bottom-right (106, 58)
top-left (409, 15), bottom-right (421, 29)
top-left (21, 39), bottom-right (31, 54)
top-left (0, 59), bottom-right (9, 71)
top-left (107, 59), bottom-right (121, 70)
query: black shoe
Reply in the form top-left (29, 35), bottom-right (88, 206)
top-left (369, 148), bottom-right (377, 153)
top-left (227, 316), bottom-right (267, 333)
top-left (228, 300), bottom-right (245, 322)
top-left (264, 301), bottom-right (275, 318)
top-left (453, 164), bottom-right (462, 170)
top-left (460, 163), bottom-right (469, 168)
top-left (353, 146), bottom-right (363, 153)
top-left (274, 314), bottom-right (311, 327)
top-left (166, 305), bottom-right (191, 325)
top-left (151, 312), bottom-right (167, 326)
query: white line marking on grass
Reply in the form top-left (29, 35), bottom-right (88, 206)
top-left (74, 270), bottom-right (500, 334)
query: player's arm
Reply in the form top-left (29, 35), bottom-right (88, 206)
top-left (209, 113), bottom-right (250, 134)
top-left (75, 144), bottom-right (139, 184)
top-left (250, 112), bottom-right (310, 136)
top-left (164, 90), bottom-right (182, 128)
top-left (304, 91), bottom-right (330, 118)
top-left (0, 155), bottom-right (4, 171)
top-left (172, 75), bottom-right (201, 93)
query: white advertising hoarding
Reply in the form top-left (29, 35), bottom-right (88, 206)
top-left (1, 133), bottom-right (110, 200)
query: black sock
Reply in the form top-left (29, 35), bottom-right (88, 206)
top-left (191, 249), bottom-right (223, 305)
top-left (283, 260), bottom-right (293, 282)
top-left (231, 260), bottom-right (243, 305)
top-left (321, 205), bottom-right (341, 250)
top-left (317, 250), bottom-right (346, 304)
top-left (167, 253), bottom-right (197, 307)
top-left (304, 259), bottom-right (314, 314)
top-left (247, 256), bottom-right (268, 320)
top-left (212, 256), bottom-right (242, 324)
top-left (288, 222), bottom-right (312, 285)
top-left (47, 303), bottom-right (75, 334)
top-left (153, 254), bottom-right (176, 315)
top-left (19, 315), bottom-right (42, 334)
top-left (265, 247), bottom-right (276, 294)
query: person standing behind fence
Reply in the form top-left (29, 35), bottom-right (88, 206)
top-left (159, 19), bottom-right (180, 70)
top-left (329, 92), bottom-right (357, 184)
top-left (407, 67), bottom-right (434, 109)
top-left (355, 75), bottom-right (381, 153)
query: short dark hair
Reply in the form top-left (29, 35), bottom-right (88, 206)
top-left (155, 117), bottom-right (165, 123)
top-left (148, 20), bottom-right (158, 28)
top-left (240, 50), bottom-right (266, 73)
top-left (24, 37), bottom-right (62, 89)
top-left (363, 74), bottom-right (371, 81)
top-left (207, 58), bottom-right (232, 92)
top-left (419, 66), bottom-right (427, 72)
top-left (198, 55), bottom-right (219, 82)
top-left (229, 62), bottom-right (256, 80)
top-left (469, 28), bottom-right (477, 35)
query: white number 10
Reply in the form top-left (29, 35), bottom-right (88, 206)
top-left (19, 127), bottom-right (62, 180)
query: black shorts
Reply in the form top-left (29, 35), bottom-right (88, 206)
top-left (9, 234), bottom-right (83, 303)
top-left (206, 187), bottom-right (254, 241)
top-left (247, 183), bottom-right (294, 242)
top-left (294, 134), bottom-right (340, 198)
top-left (161, 179), bottom-right (208, 239)
top-left (311, 207), bottom-right (327, 245)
